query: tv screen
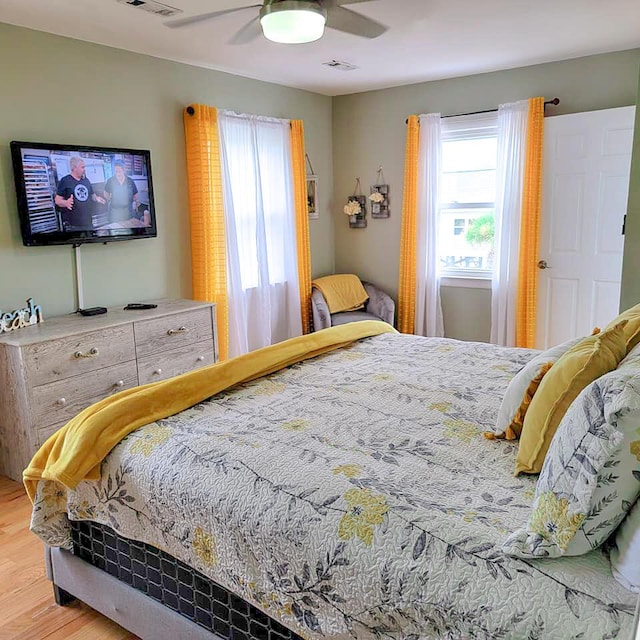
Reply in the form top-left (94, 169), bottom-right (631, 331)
top-left (10, 141), bottom-right (157, 246)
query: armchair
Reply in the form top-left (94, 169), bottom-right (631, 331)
top-left (311, 281), bottom-right (395, 331)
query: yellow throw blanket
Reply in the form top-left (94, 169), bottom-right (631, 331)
top-left (312, 274), bottom-right (369, 314)
top-left (23, 321), bottom-right (396, 503)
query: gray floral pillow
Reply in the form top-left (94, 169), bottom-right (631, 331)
top-left (503, 347), bottom-right (640, 558)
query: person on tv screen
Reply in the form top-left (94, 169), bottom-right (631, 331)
top-left (133, 202), bottom-right (151, 228)
top-left (104, 160), bottom-right (139, 223)
top-left (54, 156), bottom-right (105, 230)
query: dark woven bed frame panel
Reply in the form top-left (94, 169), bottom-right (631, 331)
top-left (71, 521), bottom-right (303, 640)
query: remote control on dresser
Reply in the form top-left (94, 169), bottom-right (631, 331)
top-left (124, 303), bottom-right (158, 310)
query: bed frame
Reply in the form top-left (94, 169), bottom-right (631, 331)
top-left (44, 522), bottom-right (640, 640)
top-left (46, 520), bottom-right (303, 640)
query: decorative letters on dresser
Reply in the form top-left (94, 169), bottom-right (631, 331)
top-left (0, 299), bottom-right (218, 481)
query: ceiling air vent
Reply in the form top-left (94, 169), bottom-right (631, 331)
top-left (116, 0), bottom-right (183, 18)
top-left (322, 60), bottom-right (358, 72)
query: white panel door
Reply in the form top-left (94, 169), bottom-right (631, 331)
top-left (536, 106), bottom-right (635, 349)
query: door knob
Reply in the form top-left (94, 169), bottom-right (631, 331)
top-left (538, 260), bottom-right (550, 270)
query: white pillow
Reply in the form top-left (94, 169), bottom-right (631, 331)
top-left (493, 337), bottom-right (583, 437)
top-left (610, 343), bottom-right (640, 592)
top-left (611, 499), bottom-right (640, 593)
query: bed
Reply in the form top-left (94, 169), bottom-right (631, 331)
top-left (29, 331), bottom-right (638, 639)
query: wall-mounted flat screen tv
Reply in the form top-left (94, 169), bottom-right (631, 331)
top-left (10, 141), bottom-right (157, 246)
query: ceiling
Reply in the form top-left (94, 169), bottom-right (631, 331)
top-left (1, 0), bottom-right (640, 96)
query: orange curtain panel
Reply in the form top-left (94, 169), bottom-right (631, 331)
top-left (516, 97), bottom-right (545, 348)
top-left (183, 104), bottom-right (229, 361)
top-left (290, 120), bottom-right (312, 334)
top-left (397, 115), bottom-right (420, 334)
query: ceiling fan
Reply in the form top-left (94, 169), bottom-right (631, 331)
top-left (165, 0), bottom-right (388, 45)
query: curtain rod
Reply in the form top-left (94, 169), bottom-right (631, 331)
top-left (185, 105), bottom-right (291, 125)
top-left (405, 98), bottom-right (560, 124)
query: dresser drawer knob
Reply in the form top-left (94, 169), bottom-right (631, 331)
top-left (154, 368), bottom-right (163, 375)
top-left (197, 356), bottom-right (204, 362)
top-left (167, 326), bottom-right (188, 336)
top-left (57, 398), bottom-right (67, 406)
top-left (74, 347), bottom-right (99, 359)
top-left (115, 380), bottom-right (125, 387)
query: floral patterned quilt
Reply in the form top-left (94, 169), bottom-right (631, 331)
top-left (31, 333), bottom-right (637, 639)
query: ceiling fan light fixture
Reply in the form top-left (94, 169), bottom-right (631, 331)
top-left (260, 1), bottom-right (326, 44)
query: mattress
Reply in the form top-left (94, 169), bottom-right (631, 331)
top-left (30, 333), bottom-right (637, 639)
top-left (70, 519), bottom-right (303, 640)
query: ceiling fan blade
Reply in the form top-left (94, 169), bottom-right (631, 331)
top-left (323, 0), bottom-right (377, 8)
top-left (229, 16), bottom-right (263, 45)
top-left (165, 5), bottom-right (261, 29)
top-left (326, 5), bottom-right (387, 38)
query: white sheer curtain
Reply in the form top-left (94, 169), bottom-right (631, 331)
top-left (491, 100), bottom-right (530, 346)
top-left (218, 110), bottom-right (302, 358)
top-left (415, 113), bottom-right (444, 337)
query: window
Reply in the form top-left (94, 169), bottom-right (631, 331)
top-left (439, 114), bottom-right (497, 278)
top-left (217, 110), bottom-right (303, 358)
top-left (220, 116), bottom-right (295, 289)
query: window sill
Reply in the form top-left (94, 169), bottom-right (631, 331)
top-left (440, 276), bottom-right (491, 290)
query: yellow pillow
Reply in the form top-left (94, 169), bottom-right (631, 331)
top-left (605, 303), bottom-right (640, 353)
top-left (515, 321), bottom-right (628, 475)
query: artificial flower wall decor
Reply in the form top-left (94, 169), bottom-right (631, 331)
top-left (344, 200), bottom-right (362, 216)
top-left (346, 178), bottom-right (367, 228)
top-left (370, 167), bottom-right (390, 218)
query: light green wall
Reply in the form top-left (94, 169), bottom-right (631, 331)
top-left (333, 50), bottom-right (640, 341)
top-left (2, 25), bottom-right (639, 335)
top-left (621, 66), bottom-right (640, 311)
top-left (0, 23), bottom-right (334, 317)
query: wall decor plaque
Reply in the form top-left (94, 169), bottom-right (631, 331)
top-left (307, 175), bottom-right (319, 219)
top-left (0, 298), bottom-right (44, 334)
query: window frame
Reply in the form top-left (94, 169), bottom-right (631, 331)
top-left (439, 113), bottom-right (498, 281)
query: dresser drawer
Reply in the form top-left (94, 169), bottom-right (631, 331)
top-left (25, 324), bottom-right (136, 387)
top-left (31, 361), bottom-right (139, 429)
top-left (134, 308), bottom-right (213, 358)
top-left (137, 340), bottom-right (215, 385)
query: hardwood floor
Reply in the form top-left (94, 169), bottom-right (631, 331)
top-left (0, 476), bottom-right (137, 640)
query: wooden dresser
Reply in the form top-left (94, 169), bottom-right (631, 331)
top-left (0, 299), bottom-right (217, 481)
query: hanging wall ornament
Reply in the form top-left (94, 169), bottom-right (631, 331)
top-left (369, 166), bottom-right (390, 219)
top-left (305, 153), bottom-right (319, 220)
top-left (344, 178), bottom-right (367, 228)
